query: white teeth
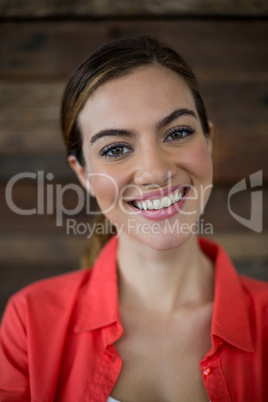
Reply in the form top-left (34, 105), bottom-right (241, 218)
top-left (162, 196), bottom-right (171, 208)
top-left (137, 202), bottom-right (143, 210)
top-left (141, 201), bottom-right (147, 210)
top-left (174, 191), bottom-right (183, 202)
top-left (147, 200), bottom-right (154, 210)
top-left (153, 199), bottom-right (162, 210)
top-left (133, 188), bottom-right (186, 211)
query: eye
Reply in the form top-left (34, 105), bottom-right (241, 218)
top-left (99, 142), bottom-right (132, 158)
top-left (165, 127), bottom-right (195, 142)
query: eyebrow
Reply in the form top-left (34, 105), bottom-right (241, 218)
top-left (90, 129), bottom-right (134, 145)
top-left (156, 108), bottom-right (197, 132)
top-left (90, 108), bottom-right (197, 145)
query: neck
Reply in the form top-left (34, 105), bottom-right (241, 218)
top-left (117, 233), bottom-right (214, 313)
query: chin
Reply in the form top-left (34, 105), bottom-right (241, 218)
top-left (138, 231), bottom-right (193, 252)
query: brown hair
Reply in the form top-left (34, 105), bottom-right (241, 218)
top-left (61, 35), bottom-right (209, 266)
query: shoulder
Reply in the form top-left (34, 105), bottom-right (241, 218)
top-left (2, 236), bottom-right (118, 326)
top-left (200, 236), bottom-right (268, 306)
top-left (240, 274), bottom-right (268, 307)
top-left (5, 268), bottom-right (93, 318)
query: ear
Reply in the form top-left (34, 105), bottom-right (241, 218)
top-left (68, 155), bottom-right (96, 197)
top-left (206, 120), bottom-right (214, 154)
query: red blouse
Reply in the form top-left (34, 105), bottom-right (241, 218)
top-left (0, 237), bottom-right (268, 401)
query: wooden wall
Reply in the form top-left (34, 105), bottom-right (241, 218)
top-left (0, 6), bottom-right (268, 316)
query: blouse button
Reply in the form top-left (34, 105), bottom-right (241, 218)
top-left (215, 337), bottom-right (224, 347)
top-left (203, 366), bottom-right (211, 376)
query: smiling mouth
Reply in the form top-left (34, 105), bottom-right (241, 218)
top-left (131, 187), bottom-right (188, 211)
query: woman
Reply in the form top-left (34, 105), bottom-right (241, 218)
top-left (0, 36), bottom-right (267, 402)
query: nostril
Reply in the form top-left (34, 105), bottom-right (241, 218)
top-left (134, 165), bottom-right (172, 188)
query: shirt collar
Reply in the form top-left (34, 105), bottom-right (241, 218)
top-left (199, 237), bottom-right (254, 352)
top-left (74, 235), bottom-right (254, 352)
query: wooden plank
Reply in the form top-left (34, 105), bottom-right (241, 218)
top-left (1, 179), bottom-right (98, 230)
top-left (211, 232), bottom-right (268, 261)
top-left (0, 0), bottom-right (267, 18)
top-left (212, 125), bottom-right (268, 184)
top-left (0, 131), bottom-right (64, 153)
top-left (201, 79), bottom-right (268, 182)
top-left (213, 130), bottom-right (267, 183)
top-left (0, 80), bottom-right (63, 106)
top-left (204, 186), bottom-right (268, 231)
top-left (0, 232), bottom-right (267, 266)
top-left (0, 233), bottom-right (86, 265)
top-left (0, 82), bottom-right (63, 144)
top-left (0, 79), bottom-right (267, 137)
top-left (0, 153), bottom-right (73, 179)
top-left (0, 21), bottom-right (267, 78)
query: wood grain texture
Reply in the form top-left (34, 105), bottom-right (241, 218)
top-left (0, 21), bottom-right (267, 78)
top-left (0, 233), bottom-right (85, 264)
top-left (0, 0), bottom-right (268, 18)
top-left (0, 232), bottom-right (267, 264)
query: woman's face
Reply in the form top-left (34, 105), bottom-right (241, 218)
top-left (74, 66), bottom-right (213, 251)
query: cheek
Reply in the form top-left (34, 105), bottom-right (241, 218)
top-left (89, 166), bottom-right (130, 209)
top-left (185, 142), bottom-right (213, 182)
top-left (90, 174), bottom-right (118, 207)
top-left (189, 143), bottom-right (213, 211)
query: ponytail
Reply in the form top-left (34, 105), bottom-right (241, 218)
top-left (80, 214), bottom-right (116, 268)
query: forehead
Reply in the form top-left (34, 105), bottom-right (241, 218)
top-left (78, 66), bottom-right (196, 132)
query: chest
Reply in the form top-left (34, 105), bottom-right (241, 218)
top-left (111, 306), bottom-right (213, 402)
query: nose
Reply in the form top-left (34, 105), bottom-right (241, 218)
top-left (134, 145), bottom-right (175, 188)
